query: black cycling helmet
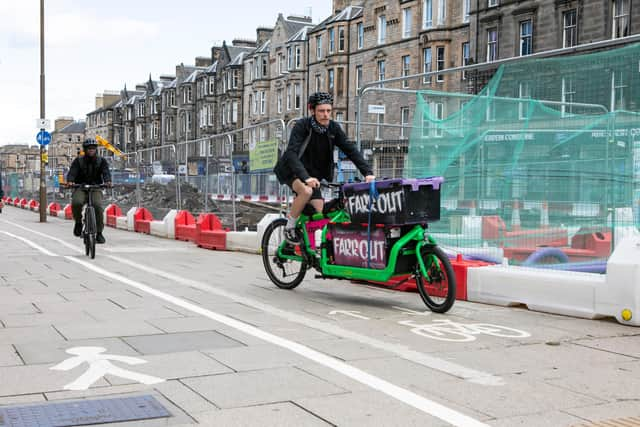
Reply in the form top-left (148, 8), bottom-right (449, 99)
top-left (308, 92), bottom-right (333, 109)
top-left (83, 138), bottom-right (98, 149)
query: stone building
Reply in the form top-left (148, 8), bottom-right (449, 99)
top-left (49, 118), bottom-right (86, 171)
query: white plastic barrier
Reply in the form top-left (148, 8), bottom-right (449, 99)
top-left (150, 209), bottom-right (177, 239)
top-left (226, 231), bottom-right (259, 253)
top-left (116, 216), bottom-right (128, 230)
top-left (256, 213), bottom-right (282, 249)
top-left (598, 235), bottom-right (640, 326)
top-left (125, 206), bottom-right (136, 231)
top-left (467, 265), bottom-right (606, 320)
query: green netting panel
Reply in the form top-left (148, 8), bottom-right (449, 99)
top-left (407, 43), bottom-right (640, 269)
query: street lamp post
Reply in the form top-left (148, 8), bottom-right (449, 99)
top-left (39, 0), bottom-right (47, 222)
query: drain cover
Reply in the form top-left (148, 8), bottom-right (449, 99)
top-left (0, 394), bottom-right (170, 427)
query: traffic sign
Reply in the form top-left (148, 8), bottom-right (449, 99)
top-left (368, 104), bottom-right (386, 115)
top-left (36, 118), bottom-right (51, 130)
top-left (36, 130), bottom-right (51, 146)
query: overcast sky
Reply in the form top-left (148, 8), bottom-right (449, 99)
top-left (0, 1), bottom-right (332, 146)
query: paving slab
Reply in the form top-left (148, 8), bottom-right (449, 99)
top-left (205, 344), bottom-right (310, 372)
top-left (0, 393), bottom-right (46, 406)
top-left (154, 380), bottom-right (219, 415)
top-left (0, 345), bottom-right (22, 367)
top-left (182, 366), bottom-right (347, 409)
top-left (0, 325), bottom-right (64, 346)
top-left (436, 341), bottom-right (635, 376)
top-left (123, 331), bottom-right (244, 355)
top-left (105, 351), bottom-right (233, 385)
top-left (486, 410), bottom-right (584, 426)
top-left (296, 389), bottom-right (460, 426)
top-left (54, 320), bottom-right (165, 340)
top-left (573, 335), bottom-right (640, 359)
top-left (14, 337), bottom-right (139, 365)
top-left (542, 360), bottom-right (640, 402)
top-left (563, 400), bottom-right (640, 423)
top-left (0, 364), bottom-right (109, 396)
top-left (1, 311), bottom-right (98, 328)
top-left (195, 402), bottom-right (330, 426)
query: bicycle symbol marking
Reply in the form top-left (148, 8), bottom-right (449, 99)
top-left (398, 319), bottom-right (531, 342)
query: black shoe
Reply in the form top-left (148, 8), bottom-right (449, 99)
top-left (283, 227), bottom-right (300, 245)
top-left (73, 222), bottom-right (82, 237)
top-left (96, 233), bottom-right (106, 244)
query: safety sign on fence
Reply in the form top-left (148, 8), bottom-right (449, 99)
top-left (249, 139), bottom-right (279, 172)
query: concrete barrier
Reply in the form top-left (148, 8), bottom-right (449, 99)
top-left (598, 235), bottom-right (640, 326)
top-left (226, 231), bottom-right (259, 253)
top-left (116, 215), bottom-right (128, 230)
top-left (467, 265), bottom-right (606, 320)
top-left (256, 213), bottom-right (282, 250)
top-left (124, 207), bottom-right (136, 231)
top-left (150, 210), bottom-right (177, 239)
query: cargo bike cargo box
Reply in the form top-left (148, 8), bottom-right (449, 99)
top-left (342, 177), bottom-right (443, 225)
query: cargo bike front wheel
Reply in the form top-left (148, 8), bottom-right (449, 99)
top-left (261, 218), bottom-right (308, 289)
top-left (415, 245), bottom-right (456, 313)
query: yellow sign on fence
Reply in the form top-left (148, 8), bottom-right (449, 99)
top-left (249, 139), bottom-right (279, 172)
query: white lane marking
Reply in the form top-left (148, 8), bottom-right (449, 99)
top-left (329, 310), bottom-right (370, 320)
top-left (110, 255), bottom-right (504, 387)
top-left (393, 306), bottom-right (433, 316)
top-left (1, 217), bottom-right (503, 386)
top-left (399, 320), bottom-right (531, 342)
top-left (103, 247), bottom-right (188, 253)
top-left (50, 346), bottom-right (164, 390)
top-left (11, 230), bottom-right (489, 427)
top-left (0, 219), bottom-right (83, 254)
top-left (0, 230), bottom-right (58, 256)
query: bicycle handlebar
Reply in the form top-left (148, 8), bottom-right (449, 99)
top-left (64, 184), bottom-right (109, 190)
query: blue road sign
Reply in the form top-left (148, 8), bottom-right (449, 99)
top-left (37, 130), bottom-right (51, 146)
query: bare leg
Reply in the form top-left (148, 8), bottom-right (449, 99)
top-left (289, 179), bottom-right (313, 219)
top-left (309, 198), bottom-right (324, 213)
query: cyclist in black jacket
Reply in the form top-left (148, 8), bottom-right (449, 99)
top-left (66, 139), bottom-right (112, 243)
top-left (274, 92), bottom-right (375, 243)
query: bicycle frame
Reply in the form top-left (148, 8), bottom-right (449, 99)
top-left (276, 203), bottom-right (441, 283)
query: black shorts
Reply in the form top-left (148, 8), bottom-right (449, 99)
top-left (286, 177), bottom-right (323, 200)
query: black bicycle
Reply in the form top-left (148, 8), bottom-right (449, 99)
top-left (67, 184), bottom-right (106, 259)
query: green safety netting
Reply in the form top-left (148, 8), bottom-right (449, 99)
top-left (407, 42), bottom-right (640, 269)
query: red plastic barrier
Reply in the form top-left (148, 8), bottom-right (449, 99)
top-left (133, 207), bottom-right (154, 234)
top-left (63, 204), bottom-right (73, 220)
top-left (174, 210), bottom-right (197, 242)
top-left (20, 198), bottom-right (28, 209)
top-left (196, 213), bottom-right (227, 250)
top-left (482, 215), bottom-right (568, 248)
top-left (13, 197), bottom-right (20, 206)
top-left (360, 255), bottom-right (493, 301)
top-left (29, 200), bottom-right (39, 211)
top-left (48, 202), bottom-right (61, 216)
top-left (105, 204), bottom-right (123, 228)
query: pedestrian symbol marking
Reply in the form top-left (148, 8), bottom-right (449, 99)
top-left (50, 347), bottom-right (164, 390)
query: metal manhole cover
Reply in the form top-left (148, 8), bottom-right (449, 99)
top-left (0, 394), bottom-right (170, 427)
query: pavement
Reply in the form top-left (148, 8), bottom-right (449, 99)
top-left (0, 206), bottom-right (639, 427)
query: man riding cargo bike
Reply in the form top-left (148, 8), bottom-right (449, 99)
top-left (266, 92), bottom-right (456, 313)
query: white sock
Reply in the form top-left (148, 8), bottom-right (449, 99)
top-left (286, 216), bottom-right (297, 229)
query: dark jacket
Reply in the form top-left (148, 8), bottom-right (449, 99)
top-left (0, 172), bottom-right (4, 198)
top-left (274, 117), bottom-right (372, 184)
top-left (66, 155), bottom-right (111, 185)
